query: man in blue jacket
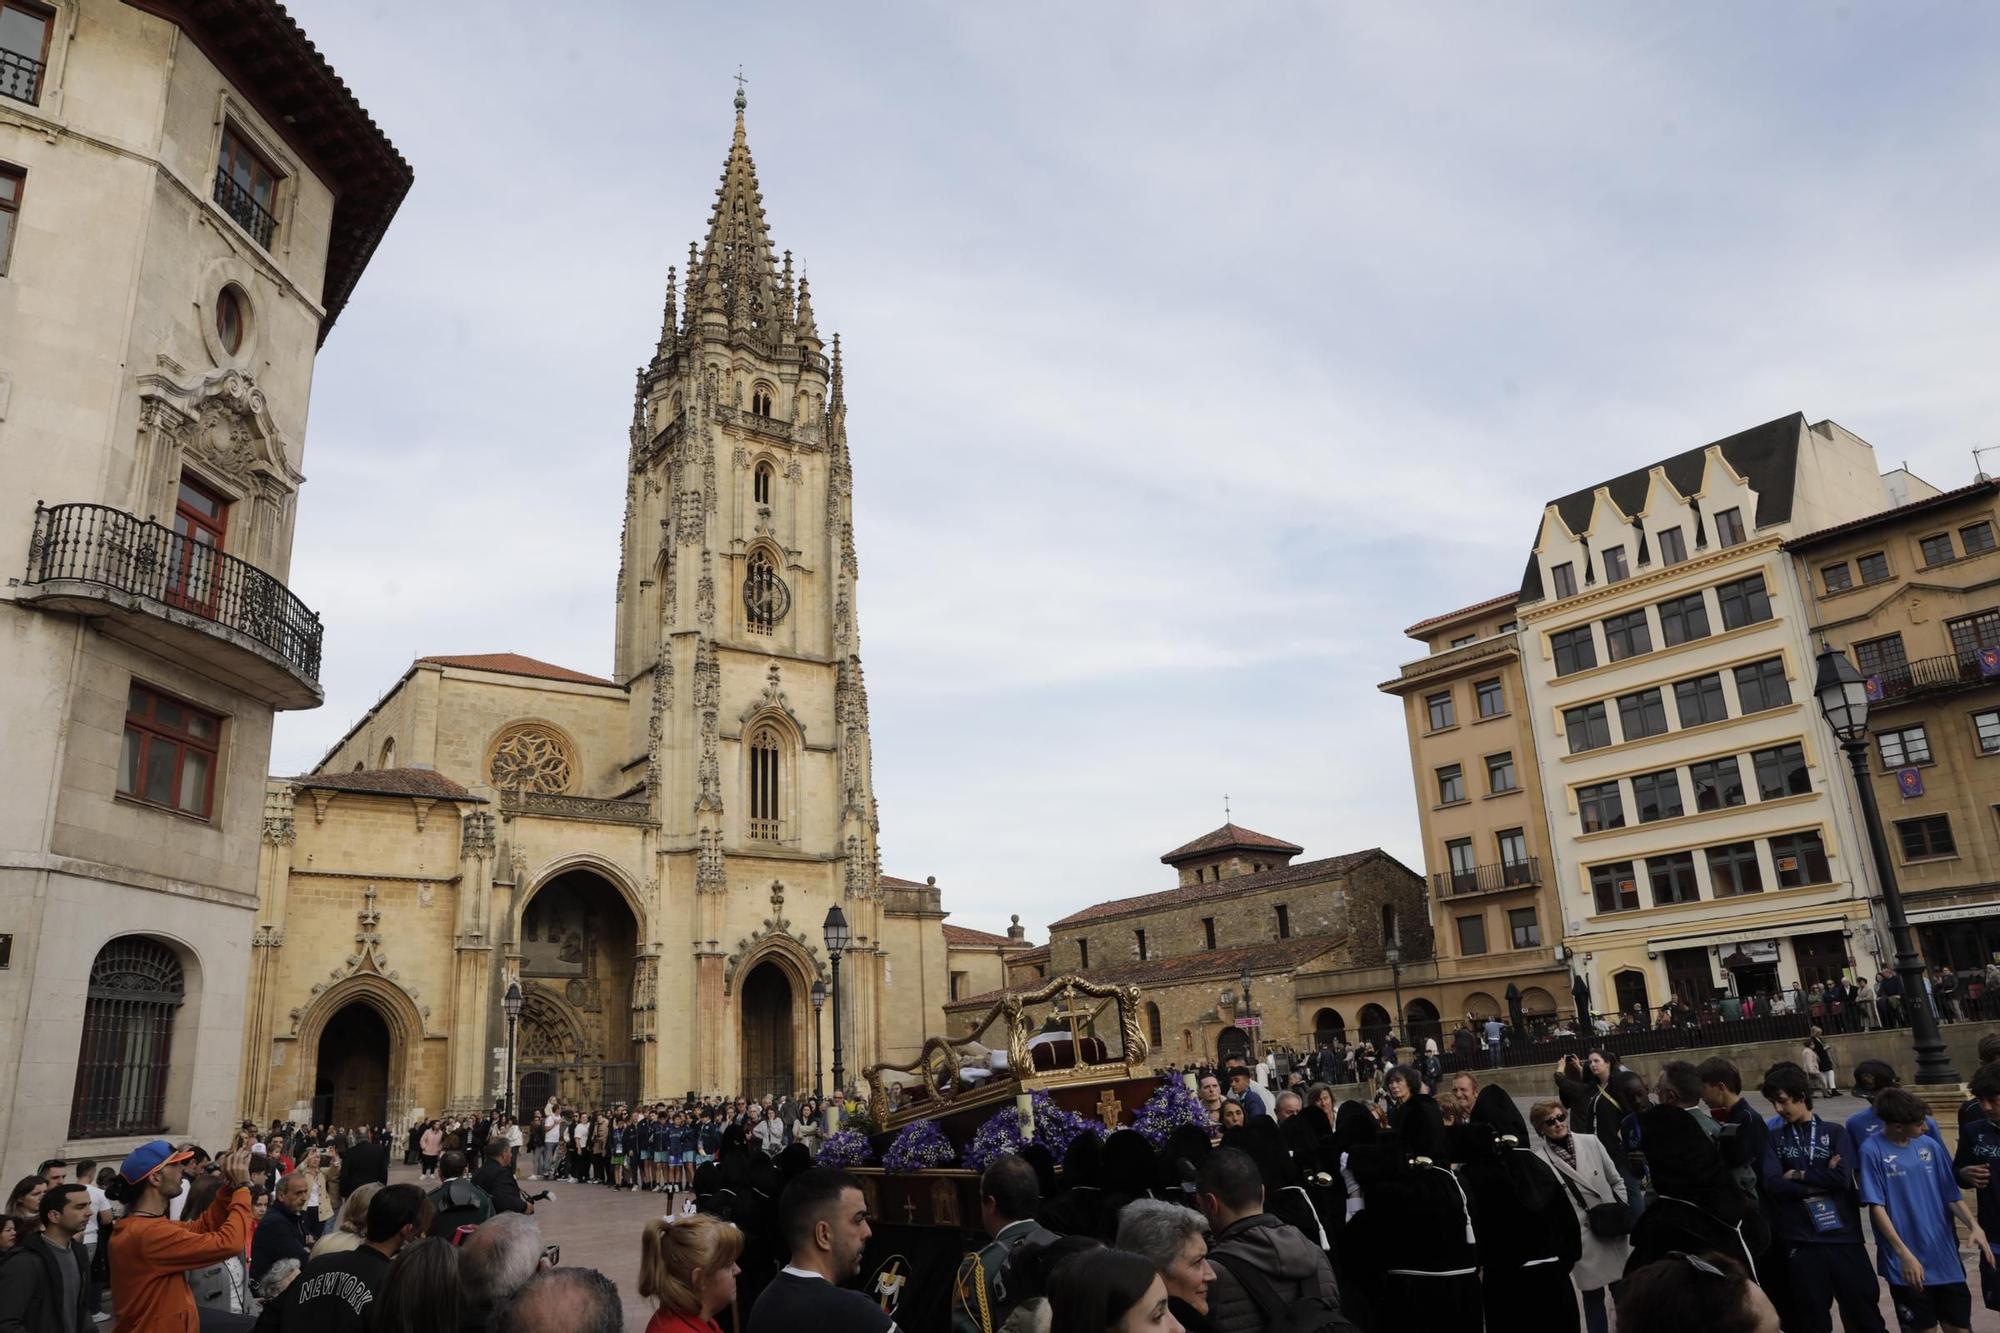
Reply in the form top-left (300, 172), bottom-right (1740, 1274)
top-left (1953, 1062), bottom-right (2000, 1315)
top-left (250, 1171), bottom-right (318, 1283)
top-left (1759, 1064), bottom-right (1885, 1333)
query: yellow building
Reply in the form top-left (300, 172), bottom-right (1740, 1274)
top-left (239, 93), bottom-right (955, 1122)
top-left (1787, 477), bottom-right (2000, 970)
top-left (1379, 592), bottom-right (1572, 1029)
top-left (1517, 414), bottom-right (1907, 1018)
top-left (0, 0), bottom-right (407, 1180)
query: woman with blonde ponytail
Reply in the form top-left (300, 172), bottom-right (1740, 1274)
top-left (639, 1211), bottom-right (743, 1332)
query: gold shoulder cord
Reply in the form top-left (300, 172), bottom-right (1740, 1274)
top-left (955, 1251), bottom-right (993, 1333)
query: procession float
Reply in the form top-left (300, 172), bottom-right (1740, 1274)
top-left (835, 975), bottom-right (1190, 1326)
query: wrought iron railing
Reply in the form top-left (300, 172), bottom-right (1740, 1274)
top-left (26, 502), bottom-right (322, 683)
top-left (0, 47), bottom-right (43, 104)
top-left (212, 168), bottom-right (277, 248)
top-left (1432, 856), bottom-right (1541, 899)
top-left (1866, 652), bottom-right (1998, 705)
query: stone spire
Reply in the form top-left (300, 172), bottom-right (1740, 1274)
top-left (653, 264), bottom-right (677, 361)
top-left (695, 83), bottom-right (781, 338)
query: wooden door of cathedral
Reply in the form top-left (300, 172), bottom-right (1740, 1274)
top-left (740, 961), bottom-right (796, 1099)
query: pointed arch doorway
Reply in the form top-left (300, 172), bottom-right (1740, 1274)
top-left (314, 1002), bottom-right (389, 1128)
top-left (740, 961), bottom-right (797, 1099)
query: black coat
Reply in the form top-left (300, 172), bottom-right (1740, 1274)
top-left (338, 1139), bottom-right (389, 1196)
top-left (472, 1159), bottom-right (530, 1214)
top-left (0, 1235), bottom-right (95, 1333)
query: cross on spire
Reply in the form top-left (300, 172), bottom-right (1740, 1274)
top-left (1224, 793), bottom-right (1232, 822)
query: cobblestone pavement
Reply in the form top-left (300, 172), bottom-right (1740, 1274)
top-left (401, 1089), bottom-right (1999, 1333)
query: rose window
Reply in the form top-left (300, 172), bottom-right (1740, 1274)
top-left (489, 725), bottom-right (575, 794)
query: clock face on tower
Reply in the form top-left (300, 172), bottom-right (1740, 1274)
top-left (743, 563), bottom-right (792, 628)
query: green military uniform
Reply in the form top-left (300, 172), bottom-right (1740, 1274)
top-left (951, 1215), bottom-right (1059, 1333)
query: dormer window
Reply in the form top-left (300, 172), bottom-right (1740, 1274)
top-left (1602, 546), bottom-right (1629, 583)
top-left (1658, 527), bottom-right (1687, 566)
top-left (1551, 562), bottom-right (1578, 599)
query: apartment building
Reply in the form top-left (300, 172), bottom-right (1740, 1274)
top-left (1379, 592), bottom-right (1571, 1028)
top-left (1517, 414), bottom-right (1900, 1017)
top-left (1787, 478), bottom-right (2000, 970)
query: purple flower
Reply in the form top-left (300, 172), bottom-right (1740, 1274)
top-left (1133, 1078), bottom-right (1209, 1148)
top-left (883, 1118), bottom-right (958, 1173)
top-left (962, 1091), bottom-right (1101, 1172)
top-left (816, 1128), bottom-right (874, 1167)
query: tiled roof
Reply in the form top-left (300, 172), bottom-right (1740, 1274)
top-left (946, 936), bottom-right (1342, 1010)
top-left (942, 923), bottom-right (1012, 948)
top-left (1160, 823), bottom-right (1305, 865)
top-left (418, 654), bottom-right (620, 688)
top-left (880, 874), bottom-right (931, 891)
top-left (1050, 850), bottom-right (1389, 929)
top-left (1403, 592), bottom-right (1517, 638)
top-left (1013, 944), bottom-right (1051, 964)
top-left (1784, 478), bottom-right (1999, 550)
top-left (1520, 412), bottom-right (1807, 604)
top-left (289, 767), bottom-right (481, 801)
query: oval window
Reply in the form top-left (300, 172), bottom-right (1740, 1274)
top-left (216, 286), bottom-right (245, 354)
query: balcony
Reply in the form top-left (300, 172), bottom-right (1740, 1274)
top-left (20, 503), bottom-right (322, 709)
top-left (212, 168), bottom-right (277, 248)
top-left (1865, 653), bottom-right (2000, 708)
top-left (1432, 856), bottom-right (1542, 899)
top-left (0, 47), bottom-right (42, 105)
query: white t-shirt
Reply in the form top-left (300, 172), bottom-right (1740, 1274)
top-left (83, 1184), bottom-right (109, 1244)
top-left (167, 1176), bottom-right (191, 1220)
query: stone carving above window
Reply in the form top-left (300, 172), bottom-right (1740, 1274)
top-left (488, 723), bottom-right (576, 794)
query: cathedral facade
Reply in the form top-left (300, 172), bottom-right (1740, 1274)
top-left (238, 94), bottom-right (950, 1124)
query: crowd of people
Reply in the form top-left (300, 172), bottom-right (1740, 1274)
top-left (2, 1028), bottom-right (1995, 1333)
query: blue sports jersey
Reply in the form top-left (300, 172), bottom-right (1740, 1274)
top-left (1845, 1104), bottom-right (1944, 1149)
top-left (1957, 1115), bottom-right (2000, 1230)
top-left (1858, 1131), bottom-right (1964, 1286)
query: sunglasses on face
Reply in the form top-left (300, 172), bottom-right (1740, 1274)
top-left (1538, 1114), bottom-right (1567, 1128)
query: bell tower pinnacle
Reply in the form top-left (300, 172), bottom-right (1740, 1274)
top-left (616, 88), bottom-right (883, 1094)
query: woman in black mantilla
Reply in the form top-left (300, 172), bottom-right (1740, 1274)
top-left (1353, 1091), bottom-right (1481, 1326)
top-left (1623, 1100), bottom-right (1764, 1279)
top-left (1460, 1085), bottom-right (1582, 1333)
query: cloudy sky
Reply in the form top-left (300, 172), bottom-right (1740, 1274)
top-left (274, 2), bottom-right (2000, 938)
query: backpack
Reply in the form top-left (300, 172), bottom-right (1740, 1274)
top-left (1208, 1250), bottom-right (1357, 1333)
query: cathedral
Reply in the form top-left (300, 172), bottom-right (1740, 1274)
top-left (237, 91), bottom-right (955, 1125)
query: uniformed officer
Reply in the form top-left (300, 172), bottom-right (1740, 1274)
top-left (952, 1155), bottom-right (1058, 1333)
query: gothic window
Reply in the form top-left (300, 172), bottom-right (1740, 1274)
top-left (752, 383), bottom-right (774, 417)
top-left (744, 549), bottom-right (788, 634)
top-left (754, 461), bottom-right (773, 505)
top-left (748, 724), bottom-right (781, 840)
top-left (378, 737), bottom-right (396, 769)
top-left (70, 937), bottom-right (185, 1138)
top-left (1145, 1002), bottom-right (1162, 1047)
top-left (488, 723), bottom-right (576, 793)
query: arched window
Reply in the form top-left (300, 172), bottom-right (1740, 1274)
top-left (378, 737), bottom-right (396, 769)
top-left (1145, 1001), bottom-right (1162, 1048)
top-left (744, 550), bottom-right (783, 635)
top-left (751, 383), bottom-right (774, 417)
top-left (748, 724), bottom-right (781, 840)
top-left (71, 938), bottom-right (185, 1138)
top-left (753, 461), bottom-right (773, 506)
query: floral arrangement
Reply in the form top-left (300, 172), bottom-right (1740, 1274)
top-left (882, 1117), bottom-right (958, 1172)
top-left (1134, 1077), bottom-right (1211, 1148)
top-left (962, 1091), bottom-right (1101, 1171)
top-left (815, 1128), bottom-right (874, 1167)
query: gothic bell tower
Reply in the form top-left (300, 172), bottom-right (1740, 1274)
top-left (617, 87), bottom-right (885, 1095)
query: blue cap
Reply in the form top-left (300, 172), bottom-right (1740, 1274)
top-left (118, 1139), bottom-right (194, 1183)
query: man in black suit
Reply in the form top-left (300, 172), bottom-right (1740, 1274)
top-left (339, 1132), bottom-right (389, 1197)
top-left (472, 1138), bottom-right (533, 1215)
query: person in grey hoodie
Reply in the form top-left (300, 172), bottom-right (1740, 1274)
top-left (1192, 1147), bottom-right (1351, 1333)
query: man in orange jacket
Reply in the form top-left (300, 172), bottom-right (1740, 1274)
top-left (107, 1141), bottom-right (252, 1332)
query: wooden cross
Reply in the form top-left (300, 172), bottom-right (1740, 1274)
top-left (1096, 1089), bottom-right (1123, 1129)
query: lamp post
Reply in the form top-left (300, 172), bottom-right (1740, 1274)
top-left (810, 978), bottom-right (827, 1099)
top-left (1237, 962), bottom-right (1258, 1063)
top-left (1384, 942), bottom-right (1405, 1060)
top-left (823, 905), bottom-right (850, 1123)
top-left (502, 980), bottom-right (523, 1118)
top-left (1812, 646), bottom-right (1959, 1086)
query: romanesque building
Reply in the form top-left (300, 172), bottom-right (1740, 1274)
top-left (0, 0), bottom-right (407, 1181)
top-left (238, 93), bottom-right (953, 1124)
top-left (945, 824), bottom-right (1431, 1064)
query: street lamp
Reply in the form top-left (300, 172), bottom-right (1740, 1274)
top-left (1813, 646), bottom-right (1959, 1086)
top-left (1237, 962), bottom-right (1257, 1063)
top-left (1383, 941), bottom-right (1405, 1060)
top-left (502, 980), bottom-right (524, 1118)
top-left (810, 978), bottom-right (827, 1099)
top-left (823, 905), bottom-right (850, 1121)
